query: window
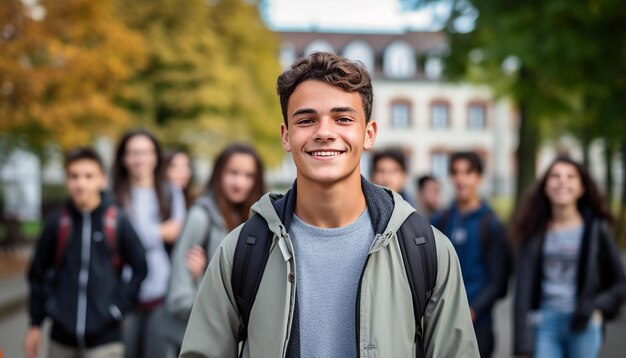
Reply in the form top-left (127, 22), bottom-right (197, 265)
top-left (304, 39), bottom-right (335, 56)
top-left (383, 41), bottom-right (416, 79)
top-left (390, 101), bottom-right (411, 129)
top-left (468, 103), bottom-right (486, 129)
top-left (343, 40), bottom-right (374, 72)
top-left (279, 43), bottom-right (296, 70)
top-left (431, 152), bottom-right (449, 180)
top-left (424, 57), bottom-right (443, 80)
top-left (431, 102), bottom-right (449, 129)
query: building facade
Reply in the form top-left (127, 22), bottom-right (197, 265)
top-left (268, 30), bottom-right (519, 199)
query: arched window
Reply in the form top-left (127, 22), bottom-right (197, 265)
top-left (279, 42), bottom-right (296, 70)
top-left (390, 99), bottom-right (412, 129)
top-left (343, 40), bottom-right (375, 72)
top-left (383, 41), bottom-right (416, 79)
top-left (304, 39), bottom-right (335, 56)
top-left (430, 100), bottom-right (450, 129)
top-left (424, 57), bottom-right (443, 80)
top-left (467, 101), bottom-right (488, 129)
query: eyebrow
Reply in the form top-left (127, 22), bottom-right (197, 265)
top-left (291, 106), bottom-right (357, 117)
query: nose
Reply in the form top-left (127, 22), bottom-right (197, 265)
top-left (314, 117), bottom-right (336, 142)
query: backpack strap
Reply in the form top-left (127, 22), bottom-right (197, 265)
top-left (231, 214), bottom-right (273, 343)
top-left (103, 206), bottom-right (122, 271)
top-left (397, 211), bottom-right (438, 357)
top-left (55, 208), bottom-right (72, 267)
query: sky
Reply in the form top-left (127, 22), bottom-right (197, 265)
top-left (263, 0), bottom-right (450, 33)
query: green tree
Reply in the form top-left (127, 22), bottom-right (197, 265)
top-left (0, 0), bottom-right (147, 162)
top-left (406, 0), bottom-right (626, 210)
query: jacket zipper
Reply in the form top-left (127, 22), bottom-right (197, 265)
top-left (76, 213), bottom-right (91, 348)
top-left (355, 232), bottom-right (392, 358)
top-left (354, 254), bottom-right (371, 358)
top-left (280, 225), bottom-right (296, 358)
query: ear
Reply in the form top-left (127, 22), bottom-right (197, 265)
top-left (363, 120), bottom-right (378, 150)
top-left (281, 123), bottom-right (292, 152)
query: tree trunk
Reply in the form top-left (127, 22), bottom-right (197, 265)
top-left (617, 141), bottom-right (626, 245)
top-left (514, 101), bottom-right (539, 206)
top-left (581, 130), bottom-right (591, 171)
top-left (604, 139), bottom-right (614, 203)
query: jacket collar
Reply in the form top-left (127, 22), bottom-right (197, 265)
top-left (251, 176), bottom-right (416, 238)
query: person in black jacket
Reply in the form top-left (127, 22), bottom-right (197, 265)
top-left (512, 156), bottom-right (626, 358)
top-left (25, 147), bottom-right (147, 358)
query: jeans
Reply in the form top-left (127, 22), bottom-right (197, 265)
top-left (535, 308), bottom-right (603, 358)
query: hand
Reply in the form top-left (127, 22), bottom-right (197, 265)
top-left (160, 219), bottom-right (182, 243)
top-left (24, 326), bottom-right (41, 358)
top-left (185, 245), bottom-right (207, 281)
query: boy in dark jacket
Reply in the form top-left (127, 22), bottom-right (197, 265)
top-left (431, 151), bottom-right (511, 358)
top-left (24, 147), bottom-right (147, 358)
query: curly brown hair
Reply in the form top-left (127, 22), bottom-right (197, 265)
top-left (276, 51), bottom-right (373, 124)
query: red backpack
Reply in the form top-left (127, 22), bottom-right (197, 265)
top-left (55, 206), bottom-right (122, 270)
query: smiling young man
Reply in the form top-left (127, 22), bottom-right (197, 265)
top-left (180, 52), bottom-right (478, 358)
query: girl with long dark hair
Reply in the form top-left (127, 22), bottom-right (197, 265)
top-left (112, 129), bottom-right (186, 358)
top-left (164, 143), bottom-right (265, 356)
top-left (513, 156), bottom-right (626, 358)
top-left (164, 149), bottom-right (194, 208)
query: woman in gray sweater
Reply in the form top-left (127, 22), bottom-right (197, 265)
top-left (164, 143), bottom-right (266, 356)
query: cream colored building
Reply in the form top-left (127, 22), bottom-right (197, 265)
top-left (268, 30), bottom-right (519, 198)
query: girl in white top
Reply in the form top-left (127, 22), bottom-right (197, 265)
top-left (112, 129), bottom-right (185, 358)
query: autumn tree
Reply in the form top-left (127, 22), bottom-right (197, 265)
top-left (117, 0), bottom-right (284, 165)
top-left (0, 0), bottom-right (147, 162)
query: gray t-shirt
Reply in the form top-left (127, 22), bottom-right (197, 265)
top-left (541, 224), bottom-right (584, 312)
top-left (127, 185), bottom-right (186, 302)
top-left (290, 209), bottom-right (374, 358)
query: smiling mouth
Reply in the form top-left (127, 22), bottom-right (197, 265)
top-left (307, 150), bottom-right (346, 157)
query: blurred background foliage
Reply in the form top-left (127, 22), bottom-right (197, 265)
top-left (405, 0), bottom-right (626, 239)
top-left (0, 0), bottom-right (284, 166)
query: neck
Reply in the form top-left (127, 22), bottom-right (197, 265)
top-left (295, 173), bottom-right (366, 228)
top-left (75, 195), bottom-right (101, 213)
top-left (131, 175), bottom-right (154, 187)
top-left (456, 195), bottom-right (481, 213)
top-left (550, 203), bottom-right (583, 229)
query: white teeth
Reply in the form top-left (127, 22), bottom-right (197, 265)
top-left (311, 151), bottom-right (342, 157)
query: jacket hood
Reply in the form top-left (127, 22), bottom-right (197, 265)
top-left (195, 191), bottom-right (227, 230)
top-left (250, 176), bottom-right (416, 241)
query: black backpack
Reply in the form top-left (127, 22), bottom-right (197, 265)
top-left (230, 211), bottom-right (438, 357)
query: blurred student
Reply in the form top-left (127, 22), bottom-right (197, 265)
top-left (416, 174), bottom-right (441, 218)
top-left (431, 151), bottom-right (511, 358)
top-left (370, 148), bottom-right (415, 206)
top-left (164, 143), bottom-right (265, 356)
top-left (25, 148), bottom-right (147, 358)
top-left (164, 149), bottom-right (194, 208)
top-left (513, 156), bottom-right (626, 358)
top-left (112, 129), bottom-right (186, 358)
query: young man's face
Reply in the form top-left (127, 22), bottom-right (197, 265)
top-left (65, 159), bottom-right (106, 208)
top-left (371, 157), bottom-right (406, 193)
top-left (450, 159), bottom-right (481, 203)
top-left (281, 80), bottom-right (377, 185)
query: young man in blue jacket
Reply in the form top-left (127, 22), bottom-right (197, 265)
top-left (431, 151), bottom-right (511, 358)
top-left (25, 148), bottom-right (147, 358)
